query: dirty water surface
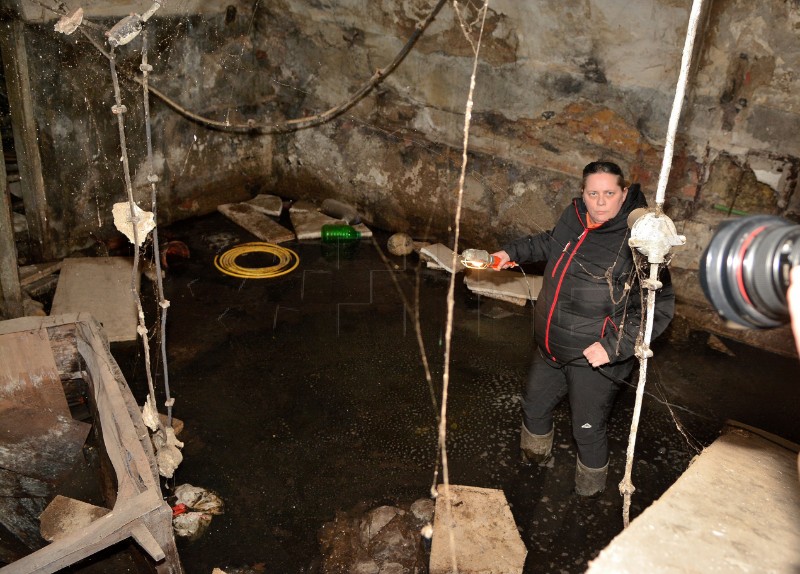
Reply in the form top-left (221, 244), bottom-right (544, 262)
top-left (113, 213), bottom-right (800, 574)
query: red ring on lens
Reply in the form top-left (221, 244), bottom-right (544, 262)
top-left (735, 225), bottom-right (767, 307)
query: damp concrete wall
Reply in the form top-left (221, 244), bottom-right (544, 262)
top-left (5, 1), bottom-right (800, 282)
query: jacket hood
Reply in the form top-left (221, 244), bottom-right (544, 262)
top-left (574, 183), bottom-right (647, 233)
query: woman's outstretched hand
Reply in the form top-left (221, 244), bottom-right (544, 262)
top-left (490, 250), bottom-right (513, 270)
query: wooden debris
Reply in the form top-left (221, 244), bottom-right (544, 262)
top-left (0, 315), bottom-right (182, 573)
top-left (0, 330), bottom-right (70, 415)
top-left (244, 194), bottom-right (283, 217)
top-left (39, 496), bottom-right (110, 542)
top-left (19, 261), bottom-right (63, 287)
top-left (218, 202), bottom-right (295, 244)
top-left (419, 244), bottom-right (465, 274)
top-left (0, 405), bottom-right (90, 481)
top-left (50, 258), bottom-right (139, 343)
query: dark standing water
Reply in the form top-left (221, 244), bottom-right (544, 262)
top-left (113, 212), bottom-right (800, 574)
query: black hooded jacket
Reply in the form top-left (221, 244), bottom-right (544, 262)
top-left (501, 184), bottom-right (674, 376)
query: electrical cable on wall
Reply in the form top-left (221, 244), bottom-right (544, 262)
top-left (140, 29), bottom-right (175, 429)
top-left (41, 0), bottom-right (449, 134)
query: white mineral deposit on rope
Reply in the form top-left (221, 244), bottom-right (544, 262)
top-left (112, 201), bottom-right (155, 247)
top-left (141, 394), bottom-right (160, 432)
top-left (54, 8), bottom-right (83, 35)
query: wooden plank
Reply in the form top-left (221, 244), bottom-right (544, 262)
top-left (464, 268), bottom-right (543, 303)
top-left (0, 468), bottom-right (50, 498)
top-left (130, 524), bottom-right (165, 562)
top-left (0, 489), bottom-right (163, 574)
top-left (0, 330), bottom-right (70, 416)
top-left (0, 405), bottom-right (90, 481)
top-left (0, 313), bottom-right (92, 337)
top-left (39, 496), bottom-right (110, 543)
top-left (0, 315), bottom-right (182, 574)
top-left (0, 497), bottom-right (47, 552)
top-left (244, 193), bottom-right (283, 217)
top-left (419, 243), bottom-right (465, 274)
top-left (0, 131), bottom-right (23, 319)
top-left (218, 202), bottom-right (295, 243)
top-left (76, 329), bottom-right (158, 495)
top-left (0, 21), bottom-right (52, 261)
top-left (19, 261), bottom-right (63, 287)
top-left (50, 258), bottom-right (139, 343)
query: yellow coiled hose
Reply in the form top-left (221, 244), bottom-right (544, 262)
top-left (214, 242), bottom-right (300, 279)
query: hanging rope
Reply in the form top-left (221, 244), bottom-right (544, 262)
top-left (437, 2), bottom-right (490, 572)
top-left (654, 0), bottom-right (706, 208)
top-left (620, 0), bottom-right (706, 528)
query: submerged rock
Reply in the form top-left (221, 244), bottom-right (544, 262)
top-left (319, 500), bottom-right (430, 574)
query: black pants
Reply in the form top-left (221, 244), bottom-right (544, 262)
top-left (522, 350), bottom-right (627, 469)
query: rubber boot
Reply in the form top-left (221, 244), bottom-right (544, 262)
top-left (575, 457), bottom-right (608, 497)
top-left (520, 424), bottom-right (553, 465)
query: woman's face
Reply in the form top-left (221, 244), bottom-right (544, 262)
top-left (582, 173), bottom-right (628, 224)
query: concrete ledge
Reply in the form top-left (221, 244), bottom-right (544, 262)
top-left (587, 423), bottom-right (800, 573)
top-left (464, 268), bottom-right (542, 305)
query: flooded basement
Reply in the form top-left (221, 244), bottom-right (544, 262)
top-left (108, 212), bottom-right (800, 574)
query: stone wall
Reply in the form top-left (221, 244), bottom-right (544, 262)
top-left (4, 0), bottom-right (800, 349)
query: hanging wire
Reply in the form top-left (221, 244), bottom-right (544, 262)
top-left (108, 51), bottom-right (162, 432)
top-left (620, 0), bottom-right (707, 528)
top-left (140, 30), bottom-right (175, 428)
top-left (32, 0), bottom-right (449, 135)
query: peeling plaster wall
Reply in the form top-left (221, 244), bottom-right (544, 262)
top-left (6, 1), bottom-right (800, 279)
top-left (5, 4), bottom-right (274, 253)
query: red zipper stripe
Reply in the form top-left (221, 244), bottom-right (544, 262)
top-left (551, 243), bottom-right (570, 278)
top-left (545, 229), bottom-right (588, 357)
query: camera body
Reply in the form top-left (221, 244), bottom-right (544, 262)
top-left (700, 215), bottom-right (800, 329)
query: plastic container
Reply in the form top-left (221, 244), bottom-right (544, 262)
top-left (321, 224), bottom-right (361, 243)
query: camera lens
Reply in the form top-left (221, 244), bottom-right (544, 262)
top-left (700, 215), bottom-right (800, 329)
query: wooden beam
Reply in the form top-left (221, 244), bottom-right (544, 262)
top-left (0, 20), bottom-right (52, 261)
top-left (0, 490), bottom-right (164, 574)
top-left (0, 132), bottom-right (23, 318)
top-left (0, 315), bottom-right (183, 573)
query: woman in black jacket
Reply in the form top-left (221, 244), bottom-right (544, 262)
top-left (492, 160), bottom-right (674, 497)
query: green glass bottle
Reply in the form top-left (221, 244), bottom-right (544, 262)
top-left (321, 224), bottom-right (361, 243)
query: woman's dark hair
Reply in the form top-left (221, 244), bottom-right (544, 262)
top-left (582, 161), bottom-right (625, 190)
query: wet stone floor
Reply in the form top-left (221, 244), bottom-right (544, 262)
top-left (111, 212), bottom-right (800, 574)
